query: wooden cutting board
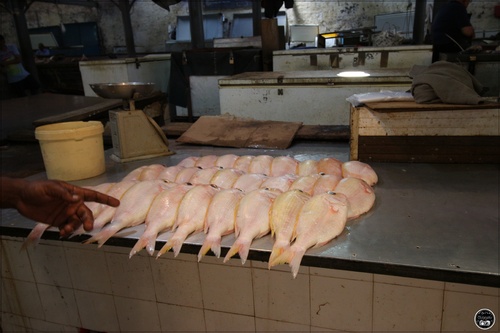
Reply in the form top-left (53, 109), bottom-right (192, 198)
top-left (176, 115), bottom-right (302, 149)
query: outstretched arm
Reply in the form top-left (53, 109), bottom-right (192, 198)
top-left (0, 177), bottom-right (120, 237)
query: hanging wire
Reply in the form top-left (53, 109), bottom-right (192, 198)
top-left (56, 3), bottom-right (66, 33)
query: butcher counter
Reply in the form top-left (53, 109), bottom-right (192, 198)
top-left (1, 140), bottom-right (498, 332)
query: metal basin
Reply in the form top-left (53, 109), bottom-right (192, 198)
top-left (89, 82), bottom-right (155, 100)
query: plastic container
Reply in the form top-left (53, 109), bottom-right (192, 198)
top-left (35, 121), bottom-right (105, 181)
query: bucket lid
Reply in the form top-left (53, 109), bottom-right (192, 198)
top-left (35, 121), bottom-right (104, 141)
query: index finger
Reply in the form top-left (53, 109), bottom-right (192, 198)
top-left (77, 188), bottom-right (120, 207)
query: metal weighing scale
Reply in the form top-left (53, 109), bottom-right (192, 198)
top-left (90, 82), bottom-right (174, 163)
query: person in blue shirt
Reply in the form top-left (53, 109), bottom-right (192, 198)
top-left (431, 0), bottom-right (475, 62)
top-left (0, 34), bottom-right (40, 97)
top-left (35, 43), bottom-right (50, 57)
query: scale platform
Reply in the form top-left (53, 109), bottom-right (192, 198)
top-left (90, 82), bottom-right (174, 162)
top-left (109, 109), bottom-right (174, 162)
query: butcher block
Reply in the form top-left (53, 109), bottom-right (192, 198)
top-left (350, 101), bottom-right (500, 163)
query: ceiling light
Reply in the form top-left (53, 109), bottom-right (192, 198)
top-left (337, 71), bottom-right (370, 77)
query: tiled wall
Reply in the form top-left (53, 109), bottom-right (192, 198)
top-left (1, 236), bottom-right (498, 332)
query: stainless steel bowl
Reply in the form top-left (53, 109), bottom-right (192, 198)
top-left (89, 82), bottom-right (155, 100)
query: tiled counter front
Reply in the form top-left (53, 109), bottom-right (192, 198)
top-left (2, 236), bottom-right (498, 332)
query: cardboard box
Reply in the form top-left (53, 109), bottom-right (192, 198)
top-left (350, 101), bottom-right (500, 163)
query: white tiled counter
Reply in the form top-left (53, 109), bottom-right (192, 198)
top-left (2, 236), bottom-right (498, 332)
top-left (1, 141), bottom-right (499, 332)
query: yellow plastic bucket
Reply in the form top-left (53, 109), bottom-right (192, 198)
top-left (35, 121), bottom-right (105, 181)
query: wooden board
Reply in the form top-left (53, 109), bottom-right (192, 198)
top-left (1, 93), bottom-right (123, 142)
top-left (213, 36), bottom-right (262, 48)
top-left (164, 122), bottom-right (350, 141)
top-left (176, 115), bottom-right (302, 149)
top-left (364, 100), bottom-right (500, 112)
top-left (295, 125), bottom-right (349, 141)
top-left (357, 136), bottom-right (500, 163)
top-left (355, 106), bottom-right (499, 137)
top-left (350, 104), bottom-right (500, 163)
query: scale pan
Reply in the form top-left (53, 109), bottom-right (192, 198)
top-left (90, 82), bottom-right (155, 100)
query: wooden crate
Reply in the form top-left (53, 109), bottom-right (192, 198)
top-left (350, 101), bottom-right (500, 163)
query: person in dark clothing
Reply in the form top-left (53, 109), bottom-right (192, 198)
top-left (261, 0), bottom-right (294, 18)
top-left (431, 0), bottom-right (475, 62)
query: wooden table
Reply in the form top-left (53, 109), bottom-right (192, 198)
top-left (0, 93), bottom-right (121, 141)
top-left (350, 101), bottom-right (500, 163)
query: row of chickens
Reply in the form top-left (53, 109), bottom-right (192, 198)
top-left (28, 154), bottom-right (378, 277)
top-left (121, 154), bottom-right (377, 187)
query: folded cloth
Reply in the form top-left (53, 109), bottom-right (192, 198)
top-left (409, 61), bottom-right (487, 104)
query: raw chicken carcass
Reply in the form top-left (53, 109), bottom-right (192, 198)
top-left (138, 164), bottom-right (166, 180)
top-left (77, 180), bottom-right (138, 237)
top-left (312, 173), bottom-right (342, 195)
top-left (248, 155), bottom-right (274, 175)
top-left (22, 223), bottom-right (50, 250)
top-left (334, 177), bottom-right (376, 220)
top-left (341, 161), bottom-right (378, 186)
top-left (271, 191), bottom-right (348, 277)
top-left (195, 155), bottom-right (219, 169)
top-left (270, 156), bottom-right (298, 176)
top-left (224, 188), bottom-right (281, 264)
top-left (259, 174), bottom-right (297, 193)
top-left (122, 166), bottom-right (147, 181)
top-left (157, 184), bottom-right (220, 257)
top-left (157, 165), bottom-right (184, 182)
top-left (210, 168), bottom-right (244, 189)
top-left (177, 156), bottom-right (199, 167)
top-left (198, 188), bottom-right (245, 261)
top-left (233, 155), bottom-right (255, 173)
top-left (130, 183), bottom-right (194, 257)
top-left (189, 166), bottom-right (222, 185)
top-left (215, 154), bottom-right (239, 169)
top-left (232, 173), bottom-right (268, 192)
top-left (297, 159), bottom-right (319, 176)
top-left (175, 166), bottom-right (202, 183)
top-left (317, 157), bottom-right (343, 178)
top-left (289, 174), bottom-right (322, 195)
top-left (268, 189), bottom-right (311, 267)
top-left (84, 180), bottom-right (172, 247)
